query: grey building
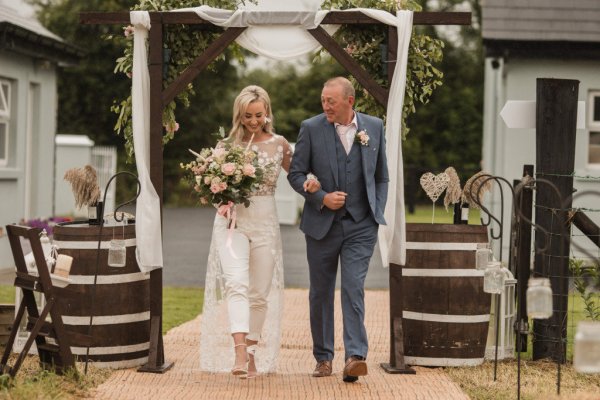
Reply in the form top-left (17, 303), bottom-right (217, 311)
top-left (0, 0), bottom-right (80, 268)
top-left (481, 0), bottom-right (600, 259)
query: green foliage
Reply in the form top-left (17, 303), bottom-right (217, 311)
top-left (403, 0), bottom-right (484, 190)
top-left (30, 0), bottom-right (137, 149)
top-left (0, 355), bottom-right (111, 399)
top-left (322, 0), bottom-right (444, 137)
top-left (112, 0), bottom-right (445, 158)
top-left (111, 0), bottom-right (245, 160)
top-left (570, 258), bottom-right (600, 321)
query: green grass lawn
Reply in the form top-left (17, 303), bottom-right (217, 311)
top-left (405, 204), bottom-right (481, 224)
top-left (162, 287), bottom-right (204, 333)
top-left (0, 285), bottom-right (14, 304)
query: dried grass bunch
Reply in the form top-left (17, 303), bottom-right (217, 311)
top-left (444, 167), bottom-right (462, 210)
top-left (64, 165), bottom-right (101, 209)
top-left (462, 171), bottom-right (493, 209)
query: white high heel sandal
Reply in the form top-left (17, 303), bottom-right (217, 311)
top-left (245, 344), bottom-right (258, 379)
top-left (231, 343), bottom-right (248, 377)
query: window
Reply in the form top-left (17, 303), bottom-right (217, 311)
top-left (588, 90), bottom-right (600, 166)
top-left (0, 79), bottom-right (10, 167)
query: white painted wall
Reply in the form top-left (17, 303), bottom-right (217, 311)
top-left (483, 56), bottom-right (600, 260)
top-left (0, 50), bottom-right (58, 269)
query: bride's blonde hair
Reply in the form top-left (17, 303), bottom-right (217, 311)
top-left (227, 85), bottom-right (274, 144)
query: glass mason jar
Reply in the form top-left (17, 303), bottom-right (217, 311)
top-left (476, 243), bottom-right (492, 270)
top-left (484, 261), bottom-right (504, 294)
top-left (526, 277), bottom-right (553, 319)
top-left (574, 321), bottom-right (600, 374)
top-left (107, 239), bottom-right (126, 267)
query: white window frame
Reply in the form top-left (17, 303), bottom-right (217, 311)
top-left (0, 78), bottom-right (11, 167)
top-left (588, 90), bottom-right (600, 167)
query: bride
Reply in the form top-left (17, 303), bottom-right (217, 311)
top-left (200, 85), bottom-right (318, 378)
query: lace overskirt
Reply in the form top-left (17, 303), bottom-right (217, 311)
top-left (200, 196), bottom-right (284, 373)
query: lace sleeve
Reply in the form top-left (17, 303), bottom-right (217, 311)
top-left (280, 137), bottom-right (293, 173)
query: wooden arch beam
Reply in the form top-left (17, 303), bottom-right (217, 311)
top-left (162, 27), bottom-right (246, 105)
top-left (309, 26), bottom-right (389, 107)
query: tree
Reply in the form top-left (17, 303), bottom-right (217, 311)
top-left (31, 0), bottom-right (137, 147)
top-left (403, 0), bottom-right (483, 202)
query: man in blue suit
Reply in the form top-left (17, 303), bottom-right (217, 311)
top-left (288, 77), bottom-right (389, 383)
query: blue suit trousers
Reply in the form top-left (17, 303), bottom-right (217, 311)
top-left (306, 214), bottom-right (378, 362)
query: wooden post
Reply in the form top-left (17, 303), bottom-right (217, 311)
top-left (381, 264), bottom-right (415, 374)
top-left (533, 78), bottom-right (578, 362)
top-left (387, 25), bottom-right (398, 86)
top-left (514, 165), bottom-right (534, 352)
top-left (572, 211), bottom-right (600, 247)
top-left (137, 13), bottom-right (173, 374)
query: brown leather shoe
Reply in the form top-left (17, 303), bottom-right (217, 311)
top-left (312, 360), bottom-right (332, 377)
top-left (343, 356), bottom-right (368, 383)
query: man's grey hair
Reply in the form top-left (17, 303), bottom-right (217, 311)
top-left (324, 77), bottom-right (355, 99)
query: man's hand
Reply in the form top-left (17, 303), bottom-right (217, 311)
top-left (303, 178), bottom-right (321, 193)
top-left (323, 191), bottom-right (347, 210)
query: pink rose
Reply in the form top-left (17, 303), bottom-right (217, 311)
top-left (204, 176), bottom-right (212, 185)
top-left (210, 183), bottom-right (222, 193)
top-left (200, 197), bottom-right (208, 205)
top-left (242, 164), bottom-right (256, 177)
top-left (212, 147), bottom-right (226, 159)
top-left (124, 25), bottom-right (135, 37)
top-left (219, 182), bottom-right (228, 191)
top-left (221, 163), bottom-right (236, 176)
top-left (192, 164), bottom-right (206, 174)
top-left (165, 121), bottom-right (179, 134)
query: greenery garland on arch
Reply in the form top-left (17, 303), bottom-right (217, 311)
top-left (111, 0), bottom-right (443, 160)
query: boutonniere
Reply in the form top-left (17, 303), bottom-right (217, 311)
top-left (355, 130), bottom-right (369, 146)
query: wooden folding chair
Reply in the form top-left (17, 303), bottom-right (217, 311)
top-left (0, 225), bottom-right (78, 377)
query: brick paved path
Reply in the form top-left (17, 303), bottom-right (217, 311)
top-left (90, 289), bottom-right (468, 399)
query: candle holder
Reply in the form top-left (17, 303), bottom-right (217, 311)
top-left (484, 261), bottom-right (505, 294)
top-left (526, 277), bottom-right (553, 319)
top-left (574, 321), bottom-right (600, 373)
top-left (476, 243), bottom-right (492, 270)
top-left (107, 239), bottom-right (126, 267)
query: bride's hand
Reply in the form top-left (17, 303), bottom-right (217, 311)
top-left (303, 175), bottom-right (321, 194)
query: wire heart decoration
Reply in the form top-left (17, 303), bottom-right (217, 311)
top-left (420, 172), bottom-right (450, 202)
top-left (420, 172), bottom-right (450, 224)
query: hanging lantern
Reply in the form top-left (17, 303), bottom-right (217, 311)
top-left (574, 321), bottom-right (600, 373)
top-left (107, 239), bottom-right (126, 268)
top-left (476, 243), bottom-right (492, 270)
top-left (526, 277), bottom-right (553, 319)
top-left (484, 261), bottom-right (505, 294)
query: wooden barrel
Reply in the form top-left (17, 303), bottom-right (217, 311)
top-left (53, 223), bottom-right (150, 369)
top-left (389, 223), bottom-right (491, 367)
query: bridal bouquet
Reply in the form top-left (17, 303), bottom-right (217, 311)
top-left (181, 141), bottom-right (266, 208)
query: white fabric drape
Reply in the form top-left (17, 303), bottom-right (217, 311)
top-left (130, 11), bottom-right (163, 273)
top-left (361, 10), bottom-right (412, 267)
top-left (179, 2), bottom-right (338, 61)
top-left (129, 4), bottom-right (411, 270)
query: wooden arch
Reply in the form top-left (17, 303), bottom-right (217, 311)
top-left (81, 9), bottom-right (470, 373)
